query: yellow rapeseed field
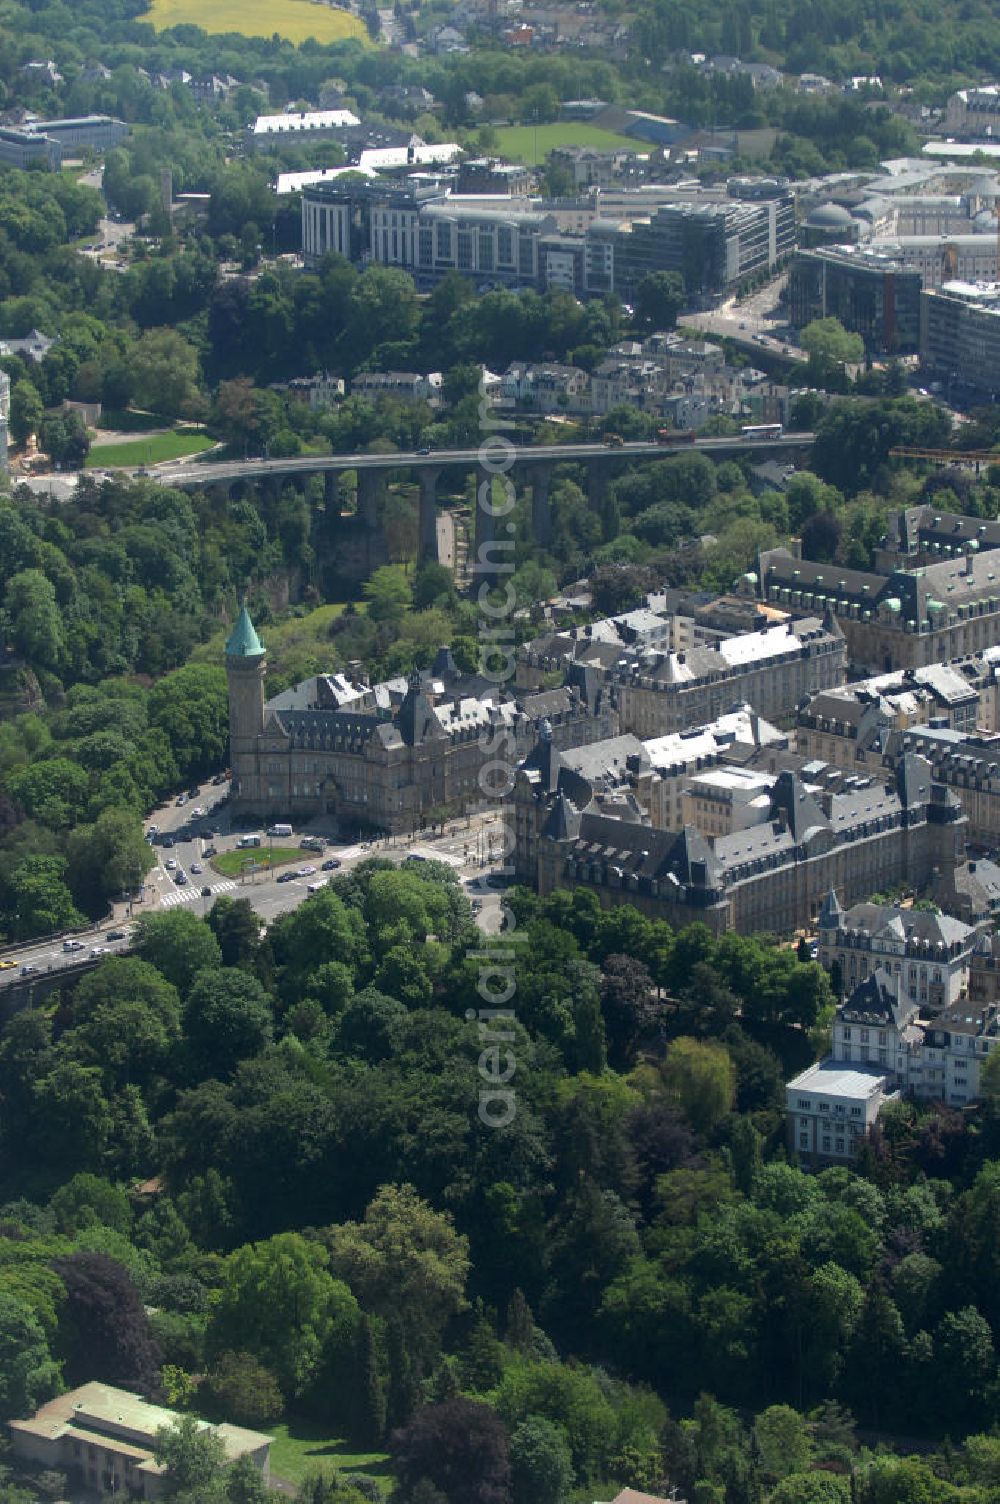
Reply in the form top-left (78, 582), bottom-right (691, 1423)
top-left (143, 0), bottom-right (369, 44)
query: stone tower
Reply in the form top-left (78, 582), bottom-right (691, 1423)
top-left (225, 605), bottom-right (266, 794)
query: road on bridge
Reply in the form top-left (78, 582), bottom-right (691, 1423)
top-left (145, 432), bottom-right (816, 490)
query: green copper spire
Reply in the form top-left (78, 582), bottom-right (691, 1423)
top-left (225, 604), bottom-right (264, 658)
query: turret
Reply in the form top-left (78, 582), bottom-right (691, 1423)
top-left (225, 605), bottom-right (266, 780)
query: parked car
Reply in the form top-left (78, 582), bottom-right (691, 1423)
top-left (211, 773), bottom-right (227, 786)
top-left (161, 835), bottom-right (174, 848)
top-left (277, 871), bottom-right (296, 883)
top-left (107, 930), bottom-right (126, 942)
top-left (176, 794), bottom-right (187, 806)
top-left (203, 845), bottom-right (218, 858)
top-left (165, 858), bottom-right (177, 870)
top-left (187, 786), bottom-right (200, 798)
top-left (321, 858), bottom-right (342, 871)
top-left (192, 806), bottom-right (205, 818)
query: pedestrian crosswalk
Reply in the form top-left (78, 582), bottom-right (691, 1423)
top-left (158, 878), bottom-right (238, 909)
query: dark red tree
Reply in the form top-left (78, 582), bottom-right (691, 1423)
top-left (392, 1398), bottom-right (511, 1504)
top-left (53, 1252), bottom-right (161, 1397)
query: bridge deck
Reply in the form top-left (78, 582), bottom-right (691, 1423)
top-left (149, 433), bottom-right (816, 489)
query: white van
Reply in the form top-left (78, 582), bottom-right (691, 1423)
top-left (307, 878), bottom-right (329, 894)
top-left (237, 834), bottom-right (263, 848)
top-left (268, 823), bottom-right (293, 838)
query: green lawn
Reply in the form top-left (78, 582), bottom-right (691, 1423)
top-left (211, 846), bottom-right (301, 878)
top-left (268, 1419), bottom-right (391, 1488)
top-left (191, 602), bottom-right (364, 680)
top-left (86, 432), bottom-right (214, 467)
top-left (495, 121), bottom-right (640, 164)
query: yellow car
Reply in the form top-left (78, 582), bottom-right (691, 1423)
top-left (0, 959), bottom-right (15, 970)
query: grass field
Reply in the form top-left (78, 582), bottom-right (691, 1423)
top-left (86, 433), bottom-right (215, 468)
top-left (143, 0), bottom-right (369, 43)
top-left (211, 846), bottom-right (301, 877)
top-left (495, 121), bottom-right (639, 164)
top-left (191, 601), bottom-right (363, 682)
top-left (268, 1419), bottom-right (391, 1488)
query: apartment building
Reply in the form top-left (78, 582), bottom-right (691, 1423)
top-left (945, 84), bottom-right (1000, 137)
top-left (816, 888), bottom-right (977, 1007)
top-left (786, 1059), bottom-right (896, 1164)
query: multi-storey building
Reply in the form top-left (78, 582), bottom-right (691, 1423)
top-left (830, 967), bottom-right (1000, 1106)
top-left (874, 504), bottom-right (1000, 572)
top-left (30, 115), bottom-right (128, 151)
top-left (606, 616), bottom-right (846, 737)
top-left (889, 723), bottom-right (1000, 845)
top-left (816, 889), bottom-right (977, 1007)
top-left (609, 193), bottom-right (794, 299)
top-left (300, 177), bottom-right (794, 297)
top-left (250, 108), bottom-right (359, 148)
top-left (945, 84), bottom-right (1000, 137)
top-left (920, 280), bottom-right (1000, 397)
top-left (0, 125), bottom-right (61, 168)
top-left (512, 706), bottom-right (787, 881)
top-left (796, 661), bottom-right (982, 769)
top-left (753, 539), bottom-right (1000, 672)
top-left (226, 608), bottom-right (617, 832)
top-left (514, 737), bottom-right (967, 935)
top-left (789, 246), bottom-right (923, 354)
top-left (788, 960), bottom-right (1000, 1164)
top-left (786, 1059), bottom-right (897, 1164)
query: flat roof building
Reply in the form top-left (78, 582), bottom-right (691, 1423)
top-left (789, 245), bottom-right (922, 354)
top-left (10, 1383), bottom-right (272, 1501)
top-left (787, 1058), bottom-right (897, 1165)
top-left (921, 279), bottom-right (1000, 396)
top-left (251, 108), bottom-right (360, 147)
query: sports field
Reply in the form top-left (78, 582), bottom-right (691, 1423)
top-left (495, 121), bottom-right (640, 164)
top-left (143, 0), bottom-right (368, 44)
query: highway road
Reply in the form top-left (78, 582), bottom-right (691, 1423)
top-left (148, 432), bottom-right (817, 490)
top-left (0, 787), bottom-right (507, 990)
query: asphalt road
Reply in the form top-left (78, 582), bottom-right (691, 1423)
top-left (148, 432), bottom-right (816, 490)
top-left (0, 785), bottom-right (508, 987)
